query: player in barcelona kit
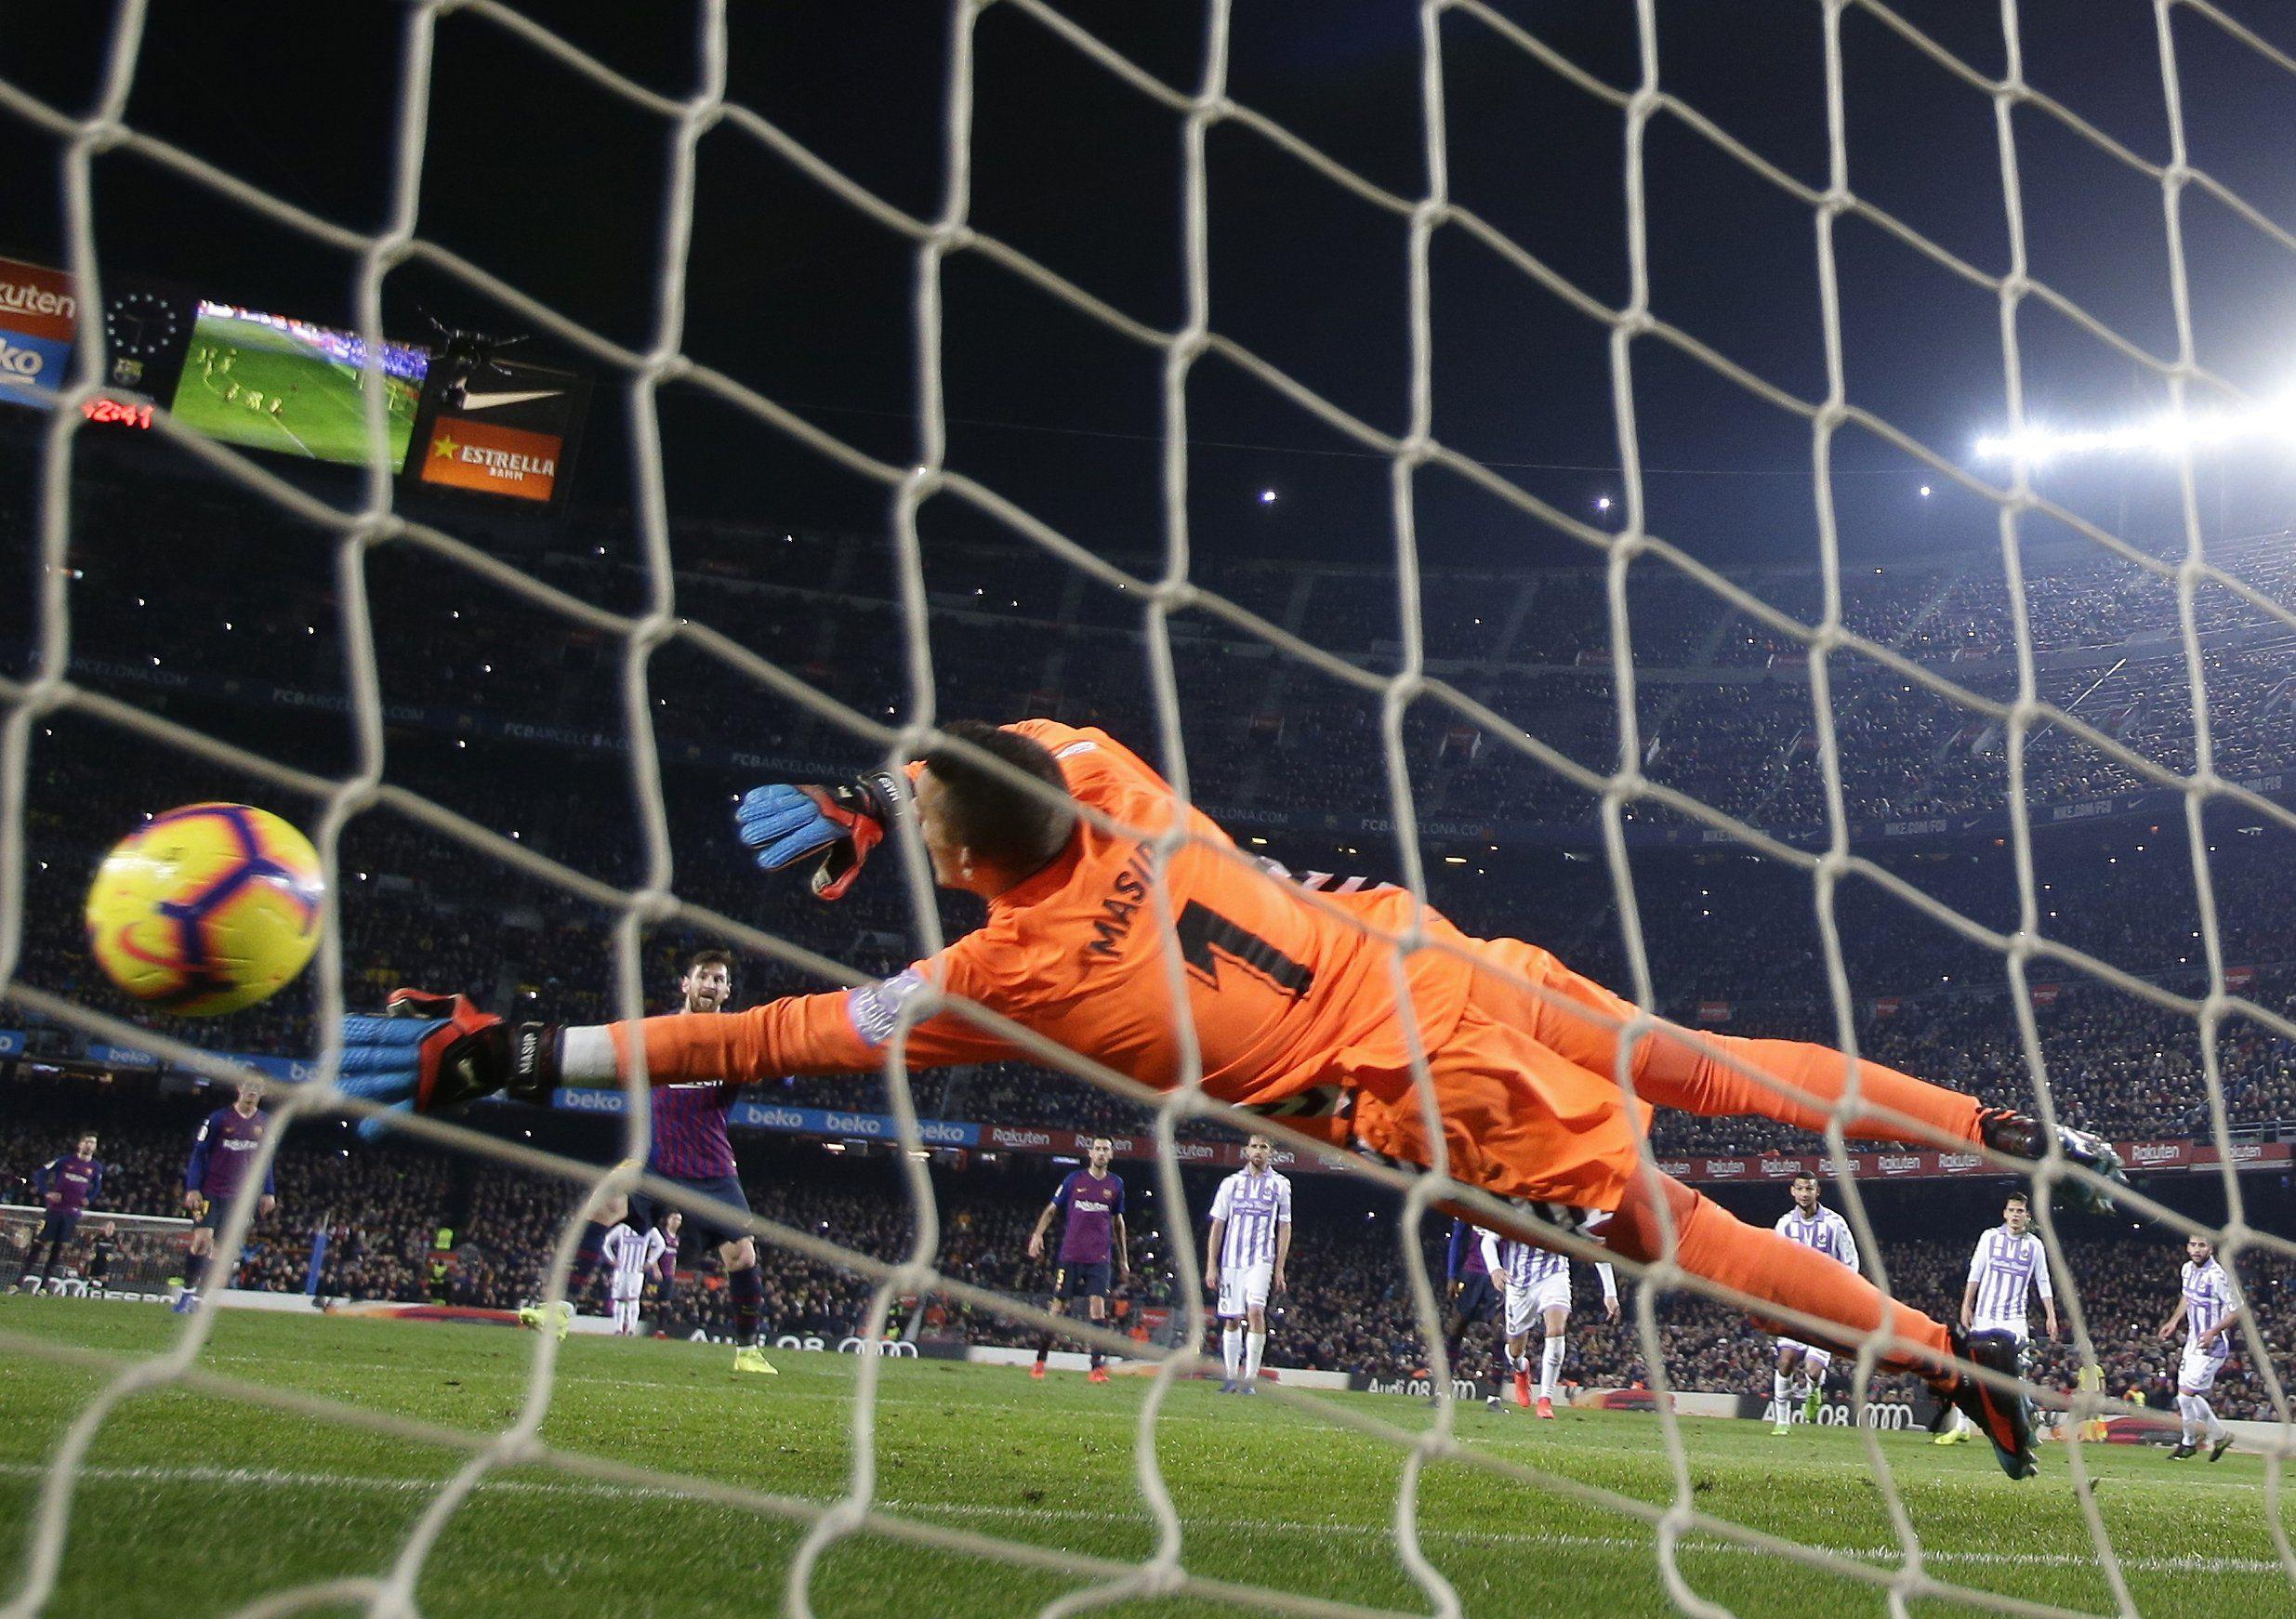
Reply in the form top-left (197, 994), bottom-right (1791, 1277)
top-left (1770, 1172), bottom-right (1861, 1434)
top-left (1441, 1216), bottom-right (1503, 1372)
top-left (1025, 1135), bottom-right (1129, 1382)
top-left (177, 1083), bottom-right (275, 1312)
top-left (1207, 1135), bottom-right (1292, 1394)
top-left (342, 718), bottom-right (2134, 1479)
top-left (2158, 1232), bottom-right (2243, 1461)
top-left (16, 1133), bottom-right (103, 1294)
top-left (521, 949), bottom-right (778, 1375)
top-left (1937, 1191), bottom-right (2058, 1446)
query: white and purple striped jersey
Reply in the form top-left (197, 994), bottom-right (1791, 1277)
top-left (1486, 1236), bottom-right (1616, 1302)
top-left (601, 1224), bottom-right (667, 1299)
top-left (2181, 1258), bottom-right (2239, 1358)
top-left (1966, 1226), bottom-right (2052, 1336)
top-left (1209, 1166), bottom-right (1292, 1269)
top-left (1775, 1205), bottom-right (1859, 1272)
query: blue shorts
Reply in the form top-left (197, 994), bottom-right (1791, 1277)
top-left (37, 1210), bottom-right (80, 1245)
top-left (634, 1172), bottom-right (750, 1253)
top-left (1452, 1272), bottom-right (1499, 1324)
top-left (1054, 1259), bottom-right (1114, 1302)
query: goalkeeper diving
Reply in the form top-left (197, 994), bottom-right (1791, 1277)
top-left (341, 719), bottom-right (2126, 1478)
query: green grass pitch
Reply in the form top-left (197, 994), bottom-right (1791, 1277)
top-left (171, 311), bottom-right (421, 467)
top-left (0, 1300), bottom-right (2285, 1617)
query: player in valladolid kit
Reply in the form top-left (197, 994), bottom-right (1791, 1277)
top-left (1771, 1172), bottom-right (1860, 1435)
top-left (601, 1219), bottom-right (670, 1337)
top-left (517, 949), bottom-right (779, 1375)
top-left (2158, 1232), bottom-right (2244, 1461)
top-left (1207, 1135), bottom-right (1292, 1393)
top-left (340, 719), bottom-right (2131, 1478)
top-left (1025, 1134), bottom-right (1129, 1382)
top-left (14, 1132), bottom-right (103, 1294)
top-left (177, 1081), bottom-right (275, 1312)
top-left (1936, 1191), bottom-right (2058, 1446)
top-left (1488, 1228), bottom-right (1616, 1417)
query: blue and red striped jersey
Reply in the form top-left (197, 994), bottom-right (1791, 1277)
top-left (647, 1082), bottom-right (742, 1179)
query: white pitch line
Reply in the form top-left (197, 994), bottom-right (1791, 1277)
top-left (0, 1462), bottom-right (2284, 1579)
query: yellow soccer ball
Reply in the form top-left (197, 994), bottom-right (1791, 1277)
top-left (84, 803), bottom-right (324, 1017)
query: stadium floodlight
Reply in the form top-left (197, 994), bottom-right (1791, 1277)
top-left (1974, 398), bottom-right (2296, 466)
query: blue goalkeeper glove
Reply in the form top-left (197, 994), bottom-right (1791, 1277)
top-left (339, 990), bottom-right (561, 1140)
top-left (733, 770), bottom-right (904, 901)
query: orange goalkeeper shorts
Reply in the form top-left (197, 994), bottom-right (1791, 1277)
top-left (1341, 939), bottom-right (1651, 1216)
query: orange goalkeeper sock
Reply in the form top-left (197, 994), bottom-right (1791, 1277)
top-left (1638, 1033), bottom-right (1982, 1149)
top-left (1607, 1175), bottom-right (1950, 1378)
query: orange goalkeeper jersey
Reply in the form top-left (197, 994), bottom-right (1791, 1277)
top-left (617, 720), bottom-right (1484, 1112)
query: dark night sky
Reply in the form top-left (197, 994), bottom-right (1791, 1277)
top-left (7, 0), bottom-right (2296, 573)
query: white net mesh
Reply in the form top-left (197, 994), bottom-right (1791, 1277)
top-left (4, 1), bottom-right (2296, 1615)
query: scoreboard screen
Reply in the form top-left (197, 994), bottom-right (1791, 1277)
top-left (168, 301), bottom-right (429, 469)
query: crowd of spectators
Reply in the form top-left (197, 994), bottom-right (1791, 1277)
top-left (13, 470), bottom-right (2296, 843)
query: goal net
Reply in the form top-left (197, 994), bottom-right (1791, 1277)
top-left (4, 1), bottom-right (2296, 1616)
top-left (0, 1207), bottom-right (188, 1301)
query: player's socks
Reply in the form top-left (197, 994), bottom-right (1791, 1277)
top-left (1221, 1323), bottom-right (1242, 1388)
top-left (1538, 1336), bottom-right (1564, 1404)
top-left (568, 1221), bottom-right (609, 1304)
top-left (182, 1252), bottom-right (209, 1298)
top-left (729, 1263), bottom-right (764, 1347)
top-left (1771, 1370), bottom-right (1793, 1430)
top-left (1641, 1033), bottom-right (1982, 1149)
top-left (1244, 1329), bottom-right (1266, 1383)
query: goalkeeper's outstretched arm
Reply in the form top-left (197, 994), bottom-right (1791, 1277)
top-left (339, 963), bottom-right (1018, 1128)
top-left (558, 970), bottom-right (1013, 1087)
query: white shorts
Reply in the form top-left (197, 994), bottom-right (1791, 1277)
top-left (2179, 1342), bottom-right (2226, 1393)
top-left (1507, 1276), bottom-right (1570, 1339)
top-left (1217, 1260), bottom-right (1273, 1320)
top-left (1775, 1338), bottom-right (1833, 1366)
top-left (1968, 1322), bottom-right (2030, 1351)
